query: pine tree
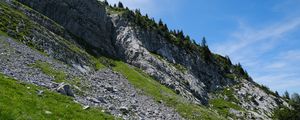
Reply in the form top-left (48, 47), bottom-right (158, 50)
top-left (284, 91), bottom-right (290, 99)
top-left (135, 9), bottom-right (141, 15)
top-left (275, 91), bottom-right (279, 97)
top-left (118, 1), bottom-right (124, 8)
top-left (104, 0), bottom-right (109, 5)
top-left (192, 40), bottom-right (197, 45)
top-left (158, 19), bottom-right (163, 27)
top-left (225, 55), bottom-right (232, 65)
top-left (145, 14), bottom-right (149, 19)
top-left (163, 24), bottom-right (168, 31)
top-left (201, 37), bottom-right (207, 47)
top-left (178, 30), bottom-right (184, 39)
top-left (185, 35), bottom-right (191, 41)
top-left (200, 37), bottom-right (211, 62)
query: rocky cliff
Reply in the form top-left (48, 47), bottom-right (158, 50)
top-left (0, 0), bottom-right (289, 119)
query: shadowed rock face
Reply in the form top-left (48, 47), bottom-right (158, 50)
top-left (18, 0), bottom-right (116, 56)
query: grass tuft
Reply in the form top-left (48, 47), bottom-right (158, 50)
top-left (31, 61), bottom-right (67, 83)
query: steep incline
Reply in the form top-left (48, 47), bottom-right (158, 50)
top-left (0, 0), bottom-right (290, 119)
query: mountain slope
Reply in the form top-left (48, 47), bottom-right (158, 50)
top-left (0, 0), bottom-right (290, 119)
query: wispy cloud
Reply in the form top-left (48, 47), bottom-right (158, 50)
top-left (214, 17), bottom-right (300, 55)
top-left (212, 16), bottom-right (300, 94)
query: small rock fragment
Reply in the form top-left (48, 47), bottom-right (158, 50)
top-left (37, 90), bottom-right (44, 96)
top-left (88, 97), bottom-right (100, 103)
top-left (83, 105), bottom-right (90, 110)
top-left (120, 106), bottom-right (130, 114)
top-left (45, 110), bottom-right (52, 115)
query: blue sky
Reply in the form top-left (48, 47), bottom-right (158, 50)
top-left (106, 0), bottom-right (300, 94)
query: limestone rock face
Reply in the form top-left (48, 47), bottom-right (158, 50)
top-left (111, 15), bottom-right (236, 104)
top-left (234, 80), bottom-right (288, 119)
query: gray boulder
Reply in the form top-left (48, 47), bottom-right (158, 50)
top-left (56, 83), bottom-right (74, 97)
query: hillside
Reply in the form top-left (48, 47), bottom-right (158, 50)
top-left (0, 0), bottom-right (292, 119)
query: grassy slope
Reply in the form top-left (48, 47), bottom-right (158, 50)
top-left (113, 61), bottom-right (225, 120)
top-left (0, 73), bottom-right (115, 120)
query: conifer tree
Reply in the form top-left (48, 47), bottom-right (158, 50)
top-left (284, 91), bottom-right (290, 99)
top-left (201, 37), bottom-right (207, 47)
top-left (201, 37), bottom-right (211, 62)
top-left (104, 0), bottom-right (109, 5)
top-left (158, 19), bottom-right (164, 27)
top-left (118, 1), bottom-right (124, 8)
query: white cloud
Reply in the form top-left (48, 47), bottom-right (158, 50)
top-left (214, 17), bottom-right (300, 56)
top-left (211, 16), bottom-right (300, 94)
top-left (279, 50), bottom-right (300, 61)
top-left (265, 62), bottom-right (286, 69)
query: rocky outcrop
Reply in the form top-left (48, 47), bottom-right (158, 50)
top-left (234, 80), bottom-right (288, 119)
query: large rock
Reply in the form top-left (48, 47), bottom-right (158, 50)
top-left (56, 83), bottom-right (74, 97)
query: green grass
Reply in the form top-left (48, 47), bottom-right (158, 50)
top-left (0, 1), bottom-right (33, 44)
top-left (225, 74), bottom-right (235, 80)
top-left (0, 30), bottom-right (8, 36)
top-left (30, 61), bottom-right (88, 91)
top-left (31, 61), bottom-right (67, 83)
top-left (107, 8), bottom-right (126, 15)
top-left (172, 63), bottom-right (187, 73)
top-left (223, 88), bottom-right (239, 103)
top-left (30, 61), bottom-right (91, 96)
top-left (150, 52), bottom-right (164, 61)
top-left (0, 73), bottom-right (115, 120)
top-left (91, 57), bottom-right (106, 71)
top-left (113, 61), bottom-right (225, 120)
top-left (209, 98), bottom-right (243, 118)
